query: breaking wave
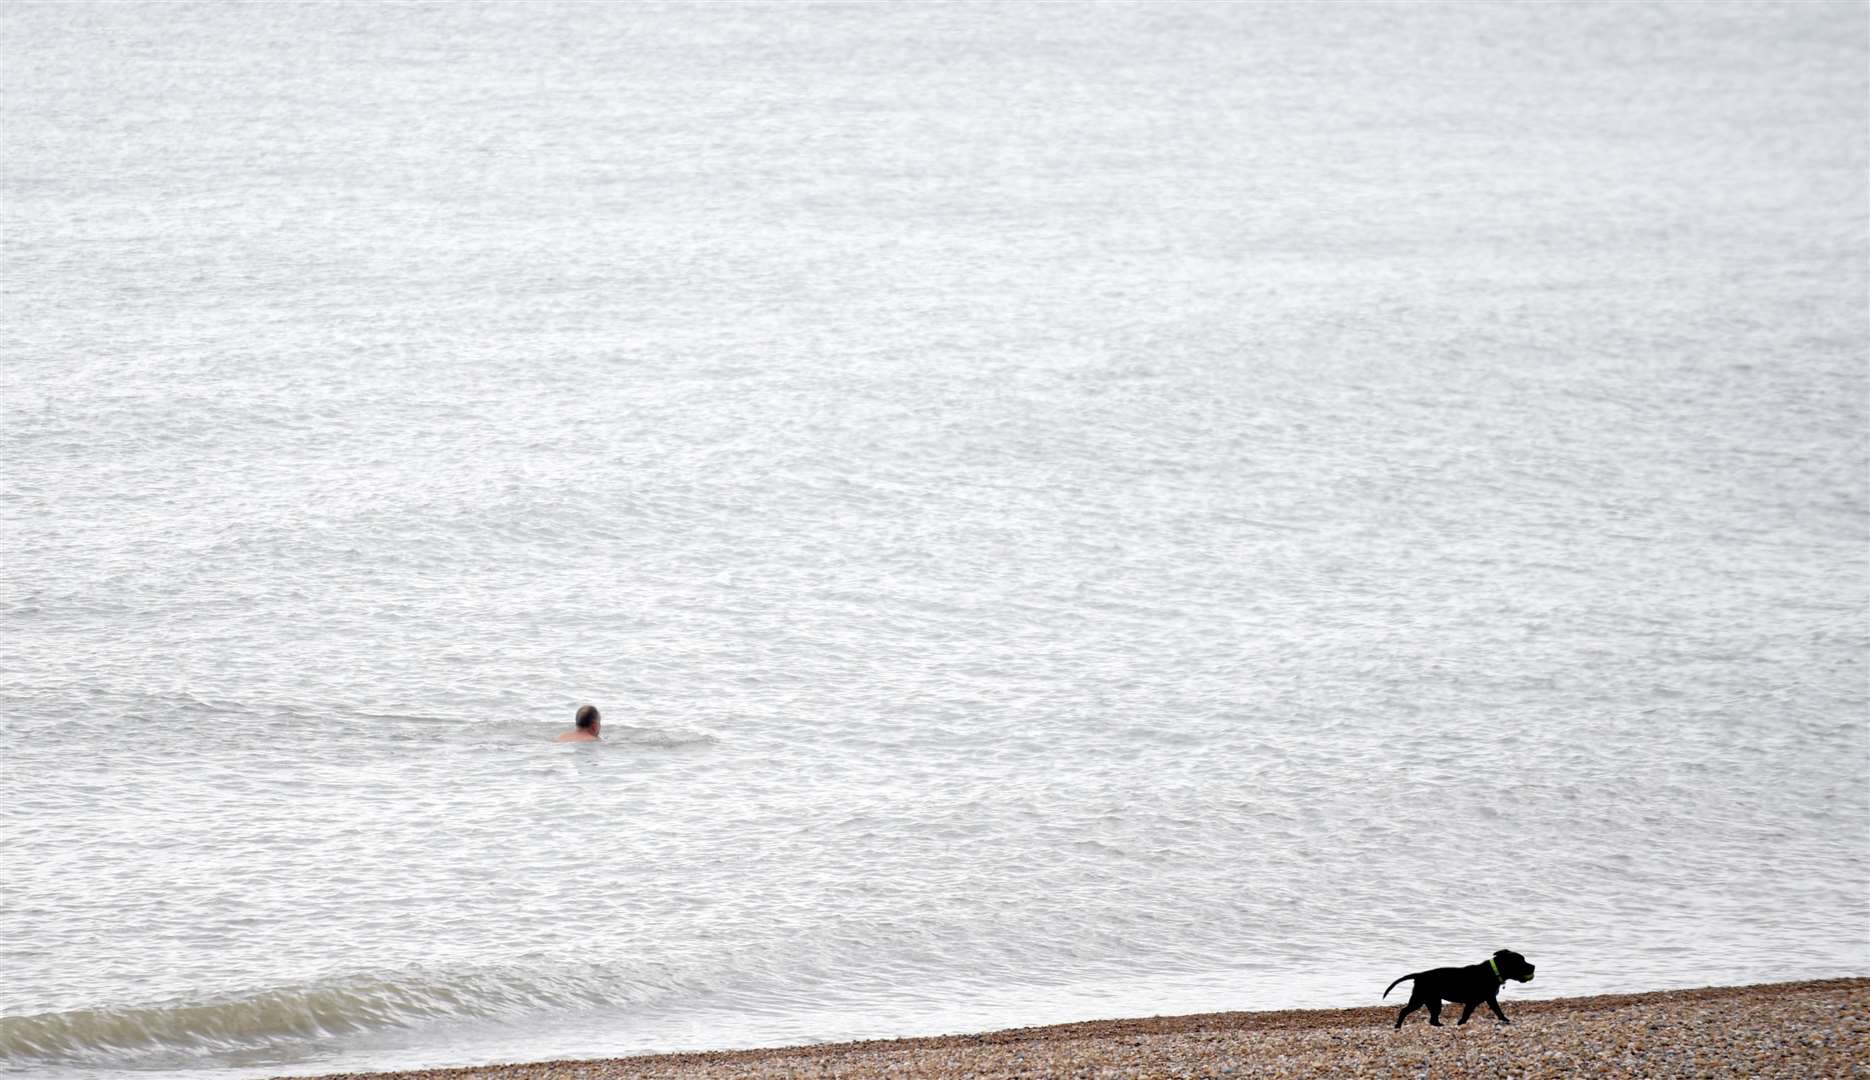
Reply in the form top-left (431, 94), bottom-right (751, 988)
top-left (0, 964), bottom-right (641, 1067)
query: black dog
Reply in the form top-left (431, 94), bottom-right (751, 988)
top-left (1384, 949), bottom-right (1536, 1028)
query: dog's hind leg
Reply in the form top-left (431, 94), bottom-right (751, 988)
top-left (1456, 1001), bottom-right (1478, 1025)
top-left (1425, 999), bottom-right (1443, 1026)
top-left (1394, 998), bottom-right (1423, 1029)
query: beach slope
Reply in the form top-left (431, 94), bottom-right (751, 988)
top-left (293, 978), bottom-right (1866, 1080)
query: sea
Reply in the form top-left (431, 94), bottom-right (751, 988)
top-left (3, 2), bottom-right (1866, 1078)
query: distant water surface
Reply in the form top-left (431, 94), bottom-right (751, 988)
top-left (2, 3), bottom-right (1866, 1078)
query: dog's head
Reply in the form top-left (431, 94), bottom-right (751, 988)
top-left (1493, 949), bottom-right (1535, 983)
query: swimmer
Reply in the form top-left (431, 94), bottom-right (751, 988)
top-left (555, 704), bottom-right (601, 742)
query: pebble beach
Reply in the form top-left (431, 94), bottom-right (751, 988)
top-left (292, 978), bottom-right (1867, 1080)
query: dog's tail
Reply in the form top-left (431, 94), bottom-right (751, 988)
top-left (1383, 973), bottom-right (1419, 999)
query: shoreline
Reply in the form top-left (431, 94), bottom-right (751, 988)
top-left (294, 977), bottom-right (1868, 1079)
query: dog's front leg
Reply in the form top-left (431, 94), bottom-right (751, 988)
top-left (1486, 997), bottom-right (1511, 1024)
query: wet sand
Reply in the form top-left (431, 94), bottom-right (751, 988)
top-left (293, 977), bottom-right (1867, 1079)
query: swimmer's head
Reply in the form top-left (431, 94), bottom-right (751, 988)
top-left (575, 704), bottom-right (601, 732)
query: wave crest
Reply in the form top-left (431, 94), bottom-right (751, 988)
top-left (0, 965), bottom-right (624, 1065)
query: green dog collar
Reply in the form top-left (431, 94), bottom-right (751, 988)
top-left (1488, 957), bottom-right (1501, 980)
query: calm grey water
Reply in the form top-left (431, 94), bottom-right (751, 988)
top-left (3, 2), bottom-right (1866, 1078)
